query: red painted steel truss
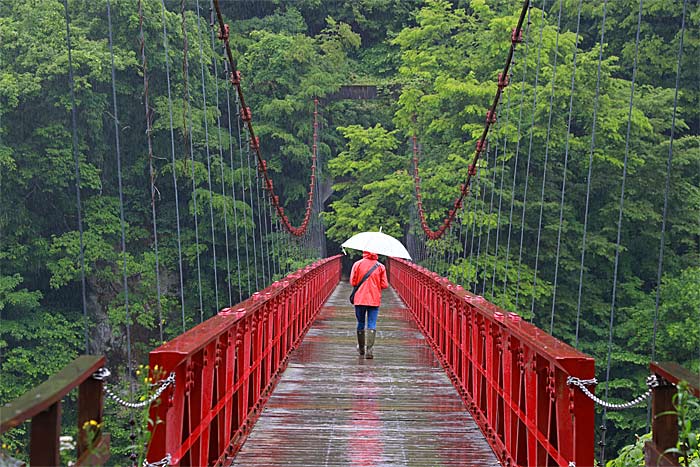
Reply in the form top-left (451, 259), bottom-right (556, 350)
top-left (388, 258), bottom-right (595, 467)
top-left (145, 256), bottom-right (341, 466)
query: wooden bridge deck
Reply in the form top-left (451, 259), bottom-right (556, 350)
top-left (230, 282), bottom-right (500, 467)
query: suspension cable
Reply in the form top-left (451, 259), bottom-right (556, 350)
top-left (208, 6), bottom-right (233, 306)
top-left (254, 154), bottom-right (268, 285)
top-left (237, 95), bottom-right (253, 296)
top-left (138, 0), bottom-right (165, 343)
top-left (576, 0), bottom-right (610, 462)
top-left (62, 0), bottom-right (89, 353)
top-left (551, 0), bottom-right (583, 337)
top-left (222, 61), bottom-right (243, 302)
top-left (491, 81), bottom-right (514, 300)
top-left (482, 129), bottom-right (500, 295)
top-left (160, 0), bottom-right (187, 334)
top-left (211, 0), bottom-right (316, 236)
top-left (243, 129), bottom-right (260, 291)
top-left (648, 0), bottom-right (687, 430)
top-left (473, 144), bottom-right (489, 291)
top-left (514, 0), bottom-right (547, 311)
top-left (410, 0), bottom-right (530, 240)
top-left (503, 6), bottom-right (532, 297)
top-left (576, 0), bottom-right (608, 355)
top-left (181, 0), bottom-right (205, 322)
top-left (195, 0), bottom-right (220, 312)
top-left (600, 0), bottom-right (644, 457)
top-left (530, 0), bottom-right (563, 322)
top-left (106, 0), bottom-right (136, 457)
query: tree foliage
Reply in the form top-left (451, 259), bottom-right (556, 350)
top-left (0, 0), bottom-right (697, 461)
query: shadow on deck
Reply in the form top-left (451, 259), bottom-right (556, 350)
top-left (230, 282), bottom-right (500, 466)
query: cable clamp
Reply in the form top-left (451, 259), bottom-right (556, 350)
top-left (92, 367), bottom-right (111, 381)
top-left (646, 374), bottom-right (671, 389)
top-left (218, 24), bottom-right (229, 41)
top-left (498, 72), bottom-right (510, 89)
top-left (511, 28), bottom-right (523, 44)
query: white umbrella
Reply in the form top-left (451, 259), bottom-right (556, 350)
top-left (341, 231), bottom-right (411, 259)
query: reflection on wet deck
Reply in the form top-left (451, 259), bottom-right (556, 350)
top-left (231, 282), bottom-right (500, 467)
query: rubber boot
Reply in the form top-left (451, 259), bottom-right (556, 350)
top-left (365, 329), bottom-right (376, 359)
top-left (356, 330), bottom-right (366, 356)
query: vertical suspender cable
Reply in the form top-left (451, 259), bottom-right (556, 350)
top-left (160, 0), bottom-right (187, 334)
top-left (473, 146), bottom-right (489, 291)
top-left (461, 185), bottom-right (474, 283)
top-left (482, 131), bottom-right (500, 295)
top-left (107, 0), bottom-right (133, 382)
top-left (530, 0), bottom-right (563, 322)
top-left (195, 0), bottom-right (220, 312)
top-left (244, 130), bottom-right (260, 291)
top-left (269, 201), bottom-right (280, 276)
top-left (253, 146), bottom-right (267, 285)
top-left (235, 96), bottom-right (252, 296)
top-left (600, 0), bottom-right (644, 460)
top-left (503, 6), bottom-right (531, 297)
top-left (181, 0), bottom-right (205, 322)
top-left (648, 0), bottom-right (688, 428)
top-left (63, 0), bottom-right (89, 352)
top-left (223, 60), bottom-right (243, 302)
top-left (575, 0), bottom-right (608, 349)
top-left (260, 172), bottom-right (271, 283)
top-left (491, 87), bottom-right (513, 300)
top-left (106, 5), bottom-right (135, 456)
top-left (467, 169), bottom-right (480, 287)
top-left (138, 0), bottom-right (164, 343)
top-left (208, 6), bottom-right (233, 306)
top-left (515, 0), bottom-right (547, 310)
top-left (551, 0), bottom-right (582, 336)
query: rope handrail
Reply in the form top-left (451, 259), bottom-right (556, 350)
top-left (413, 0), bottom-right (530, 240)
top-left (211, 1), bottom-right (317, 237)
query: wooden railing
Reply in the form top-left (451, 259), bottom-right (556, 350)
top-left (388, 258), bottom-right (595, 467)
top-left (0, 355), bottom-right (109, 466)
top-left (646, 361), bottom-right (700, 467)
top-left (145, 256), bottom-right (341, 467)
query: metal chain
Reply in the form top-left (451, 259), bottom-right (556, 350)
top-left (143, 454), bottom-right (171, 467)
top-left (567, 375), bottom-right (665, 411)
top-left (93, 367), bottom-right (176, 409)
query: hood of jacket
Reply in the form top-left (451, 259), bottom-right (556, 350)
top-left (363, 251), bottom-right (379, 260)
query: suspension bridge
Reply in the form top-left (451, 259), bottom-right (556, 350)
top-left (0, 0), bottom-right (697, 466)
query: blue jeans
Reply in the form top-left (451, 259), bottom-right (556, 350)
top-left (355, 306), bottom-right (379, 330)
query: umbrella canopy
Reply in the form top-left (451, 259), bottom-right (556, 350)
top-left (341, 231), bottom-right (411, 260)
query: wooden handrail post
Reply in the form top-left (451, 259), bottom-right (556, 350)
top-left (0, 355), bottom-right (108, 467)
top-left (645, 362), bottom-right (700, 467)
top-left (30, 402), bottom-right (61, 466)
top-left (651, 378), bottom-right (679, 464)
top-left (77, 375), bottom-right (105, 457)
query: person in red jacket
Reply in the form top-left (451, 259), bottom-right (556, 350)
top-left (349, 251), bottom-right (389, 359)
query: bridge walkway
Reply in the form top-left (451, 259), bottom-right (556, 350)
top-left (230, 281), bottom-right (500, 466)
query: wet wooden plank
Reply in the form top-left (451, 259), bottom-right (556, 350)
top-left (230, 282), bottom-right (500, 466)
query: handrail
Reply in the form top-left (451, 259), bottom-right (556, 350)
top-left (388, 258), bottom-right (595, 467)
top-left (145, 256), bottom-right (342, 466)
top-left (0, 355), bottom-right (109, 466)
top-left (645, 361), bottom-right (700, 467)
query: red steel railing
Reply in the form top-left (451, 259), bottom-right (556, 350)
top-left (388, 258), bottom-right (595, 467)
top-left (145, 256), bottom-right (341, 466)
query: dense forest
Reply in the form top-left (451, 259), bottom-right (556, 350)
top-left (0, 0), bottom-right (698, 464)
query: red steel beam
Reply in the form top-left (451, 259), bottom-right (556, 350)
top-left (145, 256), bottom-right (341, 466)
top-left (388, 258), bottom-right (595, 467)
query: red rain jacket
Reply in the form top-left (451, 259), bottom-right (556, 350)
top-left (350, 251), bottom-right (389, 307)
